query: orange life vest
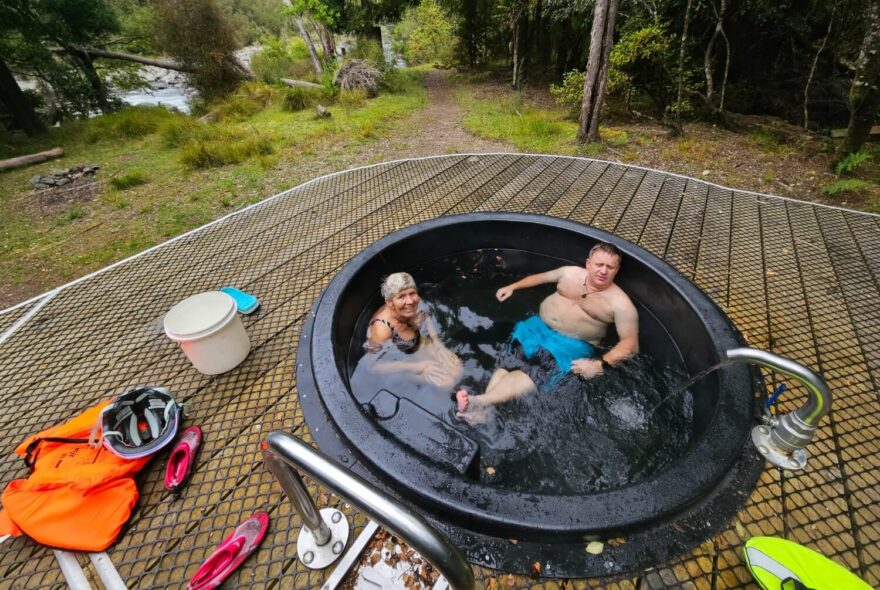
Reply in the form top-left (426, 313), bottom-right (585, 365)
top-left (0, 401), bottom-right (151, 551)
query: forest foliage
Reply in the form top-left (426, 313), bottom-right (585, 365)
top-left (1, 0), bottom-right (877, 155)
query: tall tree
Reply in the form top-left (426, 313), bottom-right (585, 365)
top-left (840, 0), bottom-right (880, 156)
top-left (511, 0), bottom-right (530, 89)
top-left (0, 56), bottom-right (46, 136)
top-left (672, 0), bottom-right (693, 134)
top-left (578, 0), bottom-right (618, 143)
top-left (1, 0), bottom-right (121, 114)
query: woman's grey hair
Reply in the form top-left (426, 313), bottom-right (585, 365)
top-left (381, 272), bottom-right (417, 300)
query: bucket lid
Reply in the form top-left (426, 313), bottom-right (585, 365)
top-left (164, 291), bottom-right (237, 341)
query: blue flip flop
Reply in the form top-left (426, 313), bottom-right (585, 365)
top-left (220, 287), bottom-right (259, 314)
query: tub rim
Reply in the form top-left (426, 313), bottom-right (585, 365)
top-left (303, 212), bottom-right (759, 537)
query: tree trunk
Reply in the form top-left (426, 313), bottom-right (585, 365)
top-left (50, 47), bottom-right (195, 72)
top-left (280, 78), bottom-right (323, 89)
top-left (578, 0), bottom-right (617, 143)
top-left (804, 8), bottom-right (834, 130)
top-left (841, 0), bottom-right (880, 156)
top-left (319, 24), bottom-right (336, 64)
top-left (672, 0), bottom-right (694, 135)
top-left (587, 0), bottom-right (618, 139)
top-left (704, 25), bottom-right (718, 106)
top-left (295, 18), bottom-right (323, 75)
top-left (511, 0), bottom-right (529, 89)
top-left (719, 27), bottom-right (730, 110)
top-left (67, 47), bottom-right (112, 113)
top-left (533, 0), bottom-right (549, 69)
top-left (703, 0), bottom-right (731, 122)
top-left (0, 57), bottom-right (46, 136)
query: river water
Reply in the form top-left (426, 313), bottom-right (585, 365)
top-left (119, 84), bottom-right (194, 113)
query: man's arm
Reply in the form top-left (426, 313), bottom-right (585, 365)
top-left (603, 299), bottom-right (639, 364)
top-left (571, 297), bottom-right (639, 378)
top-left (496, 267), bottom-right (567, 301)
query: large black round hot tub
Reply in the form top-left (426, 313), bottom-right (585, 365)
top-left (297, 213), bottom-right (764, 577)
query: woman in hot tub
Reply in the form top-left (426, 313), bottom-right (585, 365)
top-left (365, 272), bottom-right (462, 389)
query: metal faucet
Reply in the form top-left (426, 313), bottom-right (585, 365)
top-left (725, 347), bottom-right (832, 470)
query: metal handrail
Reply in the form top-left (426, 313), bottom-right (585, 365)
top-left (263, 430), bottom-right (475, 590)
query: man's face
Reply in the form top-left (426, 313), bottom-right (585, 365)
top-left (389, 287), bottom-right (420, 319)
top-left (585, 251), bottom-right (621, 288)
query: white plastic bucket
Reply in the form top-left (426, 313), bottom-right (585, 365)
top-left (163, 291), bottom-right (251, 375)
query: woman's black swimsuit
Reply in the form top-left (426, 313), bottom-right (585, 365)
top-left (369, 318), bottom-right (420, 353)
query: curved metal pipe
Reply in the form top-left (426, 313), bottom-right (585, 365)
top-left (725, 348), bottom-right (832, 468)
top-left (264, 431), bottom-right (475, 590)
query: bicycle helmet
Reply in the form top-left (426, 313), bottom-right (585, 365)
top-left (101, 387), bottom-right (181, 459)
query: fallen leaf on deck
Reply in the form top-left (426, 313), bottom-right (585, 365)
top-left (508, 538), bottom-right (518, 545)
top-left (607, 537), bottom-right (626, 547)
top-left (586, 541), bottom-right (604, 555)
top-left (486, 466), bottom-right (496, 476)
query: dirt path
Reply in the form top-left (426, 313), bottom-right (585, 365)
top-left (366, 69), bottom-right (516, 159)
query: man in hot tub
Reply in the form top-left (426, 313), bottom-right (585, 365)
top-left (456, 242), bottom-right (639, 422)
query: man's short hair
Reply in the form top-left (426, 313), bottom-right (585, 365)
top-left (588, 242), bottom-right (622, 262)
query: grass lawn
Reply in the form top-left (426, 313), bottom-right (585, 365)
top-left (0, 71), bottom-right (427, 306)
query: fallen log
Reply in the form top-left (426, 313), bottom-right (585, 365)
top-left (0, 148), bottom-right (64, 172)
top-left (50, 46), bottom-right (194, 73)
top-left (280, 78), bottom-right (323, 90)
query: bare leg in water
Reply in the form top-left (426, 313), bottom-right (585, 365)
top-left (456, 369), bottom-right (537, 423)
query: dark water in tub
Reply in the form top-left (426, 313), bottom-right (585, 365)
top-left (349, 249), bottom-right (694, 494)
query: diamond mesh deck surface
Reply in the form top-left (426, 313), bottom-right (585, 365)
top-left (0, 154), bottom-right (877, 589)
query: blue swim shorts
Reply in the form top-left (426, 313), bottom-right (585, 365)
top-left (497, 315), bottom-right (595, 393)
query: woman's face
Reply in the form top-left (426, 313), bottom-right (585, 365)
top-left (388, 287), bottom-right (420, 320)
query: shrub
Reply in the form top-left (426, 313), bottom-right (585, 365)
top-left (64, 205), bottom-right (86, 221)
top-left (159, 118), bottom-right (201, 148)
top-left (608, 25), bottom-right (677, 115)
top-left (393, 0), bottom-right (456, 67)
top-left (86, 106), bottom-right (176, 141)
top-left (180, 136), bottom-right (273, 169)
top-left (282, 86), bottom-right (323, 111)
top-left (110, 172), bottom-right (148, 190)
top-left (251, 37), bottom-right (315, 83)
top-left (237, 81), bottom-right (282, 106)
top-left (349, 37), bottom-right (386, 69)
top-left (338, 88), bottom-right (367, 109)
top-left (213, 94), bottom-right (264, 119)
top-left (335, 60), bottom-right (384, 97)
top-left (550, 70), bottom-right (585, 119)
top-left (382, 68), bottom-right (423, 94)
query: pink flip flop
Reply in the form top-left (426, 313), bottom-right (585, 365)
top-left (165, 426), bottom-right (202, 493)
top-left (187, 512), bottom-right (270, 590)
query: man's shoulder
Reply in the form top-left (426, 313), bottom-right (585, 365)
top-left (608, 283), bottom-right (637, 308)
top-left (558, 265), bottom-right (583, 276)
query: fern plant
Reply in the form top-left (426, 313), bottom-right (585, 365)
top-left (821, 179), bottom-right (870, 195)
top-left (835, 150), bottom-right (870, 177)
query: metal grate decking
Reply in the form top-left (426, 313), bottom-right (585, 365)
top-left (0, 154), bottom-right (877, 589)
